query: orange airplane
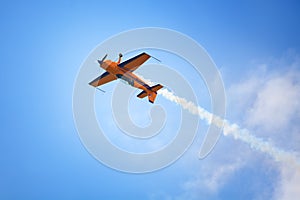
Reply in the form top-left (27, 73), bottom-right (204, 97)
top-left (89, 52), bottom-right (163, 103)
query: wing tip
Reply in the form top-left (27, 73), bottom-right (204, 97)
top-left (88, 82), bottom-right (95, 87)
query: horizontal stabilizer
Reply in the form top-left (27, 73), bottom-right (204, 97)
top-left (151, 84), bottom-right (163, 92)
top-left (137, 90), bottom-right (147, 98)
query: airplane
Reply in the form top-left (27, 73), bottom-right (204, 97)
top-left (89, 52), bottom-right (163, 103)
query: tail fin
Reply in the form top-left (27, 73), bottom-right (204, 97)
top-left (148, 92), bottom-right (157, 103)
top-left (137, 84), bottom-right (163, 103)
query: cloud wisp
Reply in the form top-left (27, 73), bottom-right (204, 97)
top-left (157, 88), bottom-right (300, 170)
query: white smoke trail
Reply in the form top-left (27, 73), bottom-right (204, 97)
top-left (157, 88), bottom-right (300, 169)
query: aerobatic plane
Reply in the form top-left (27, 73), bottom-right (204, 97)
top-left (89, 52), bottom-right (163, 103)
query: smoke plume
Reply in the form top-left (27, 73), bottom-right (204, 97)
top-left (157, 88), bottom-right (300, 169)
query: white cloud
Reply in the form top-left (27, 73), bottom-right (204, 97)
top-left (182, 162), bottom-right (242, 194)
top-left (274, 165), bottom-right (300, 200)
top-left (227, 65), bottom-right (266, 117)
top-left (174, 162), bottom-right (242, 200)
top-left (172, 140), bottom-right (247, 200)
top-left (246, 71), bottom-right (300, 132)
top-left (226, 55), bottom-right (300, 200)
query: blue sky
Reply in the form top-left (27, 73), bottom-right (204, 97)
top-left (1, 1), bottom-right (300, 199)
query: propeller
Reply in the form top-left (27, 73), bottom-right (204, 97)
top-left (97, 54), bottom-right (107, 65)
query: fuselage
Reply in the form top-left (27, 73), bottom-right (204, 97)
top-left (101, 60), bottom-right (151, 92)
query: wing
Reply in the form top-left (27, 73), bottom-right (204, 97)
top-left (89, 71), bottom-right (117, 87)
top-left (118, 52), bottom-right (150, 72)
